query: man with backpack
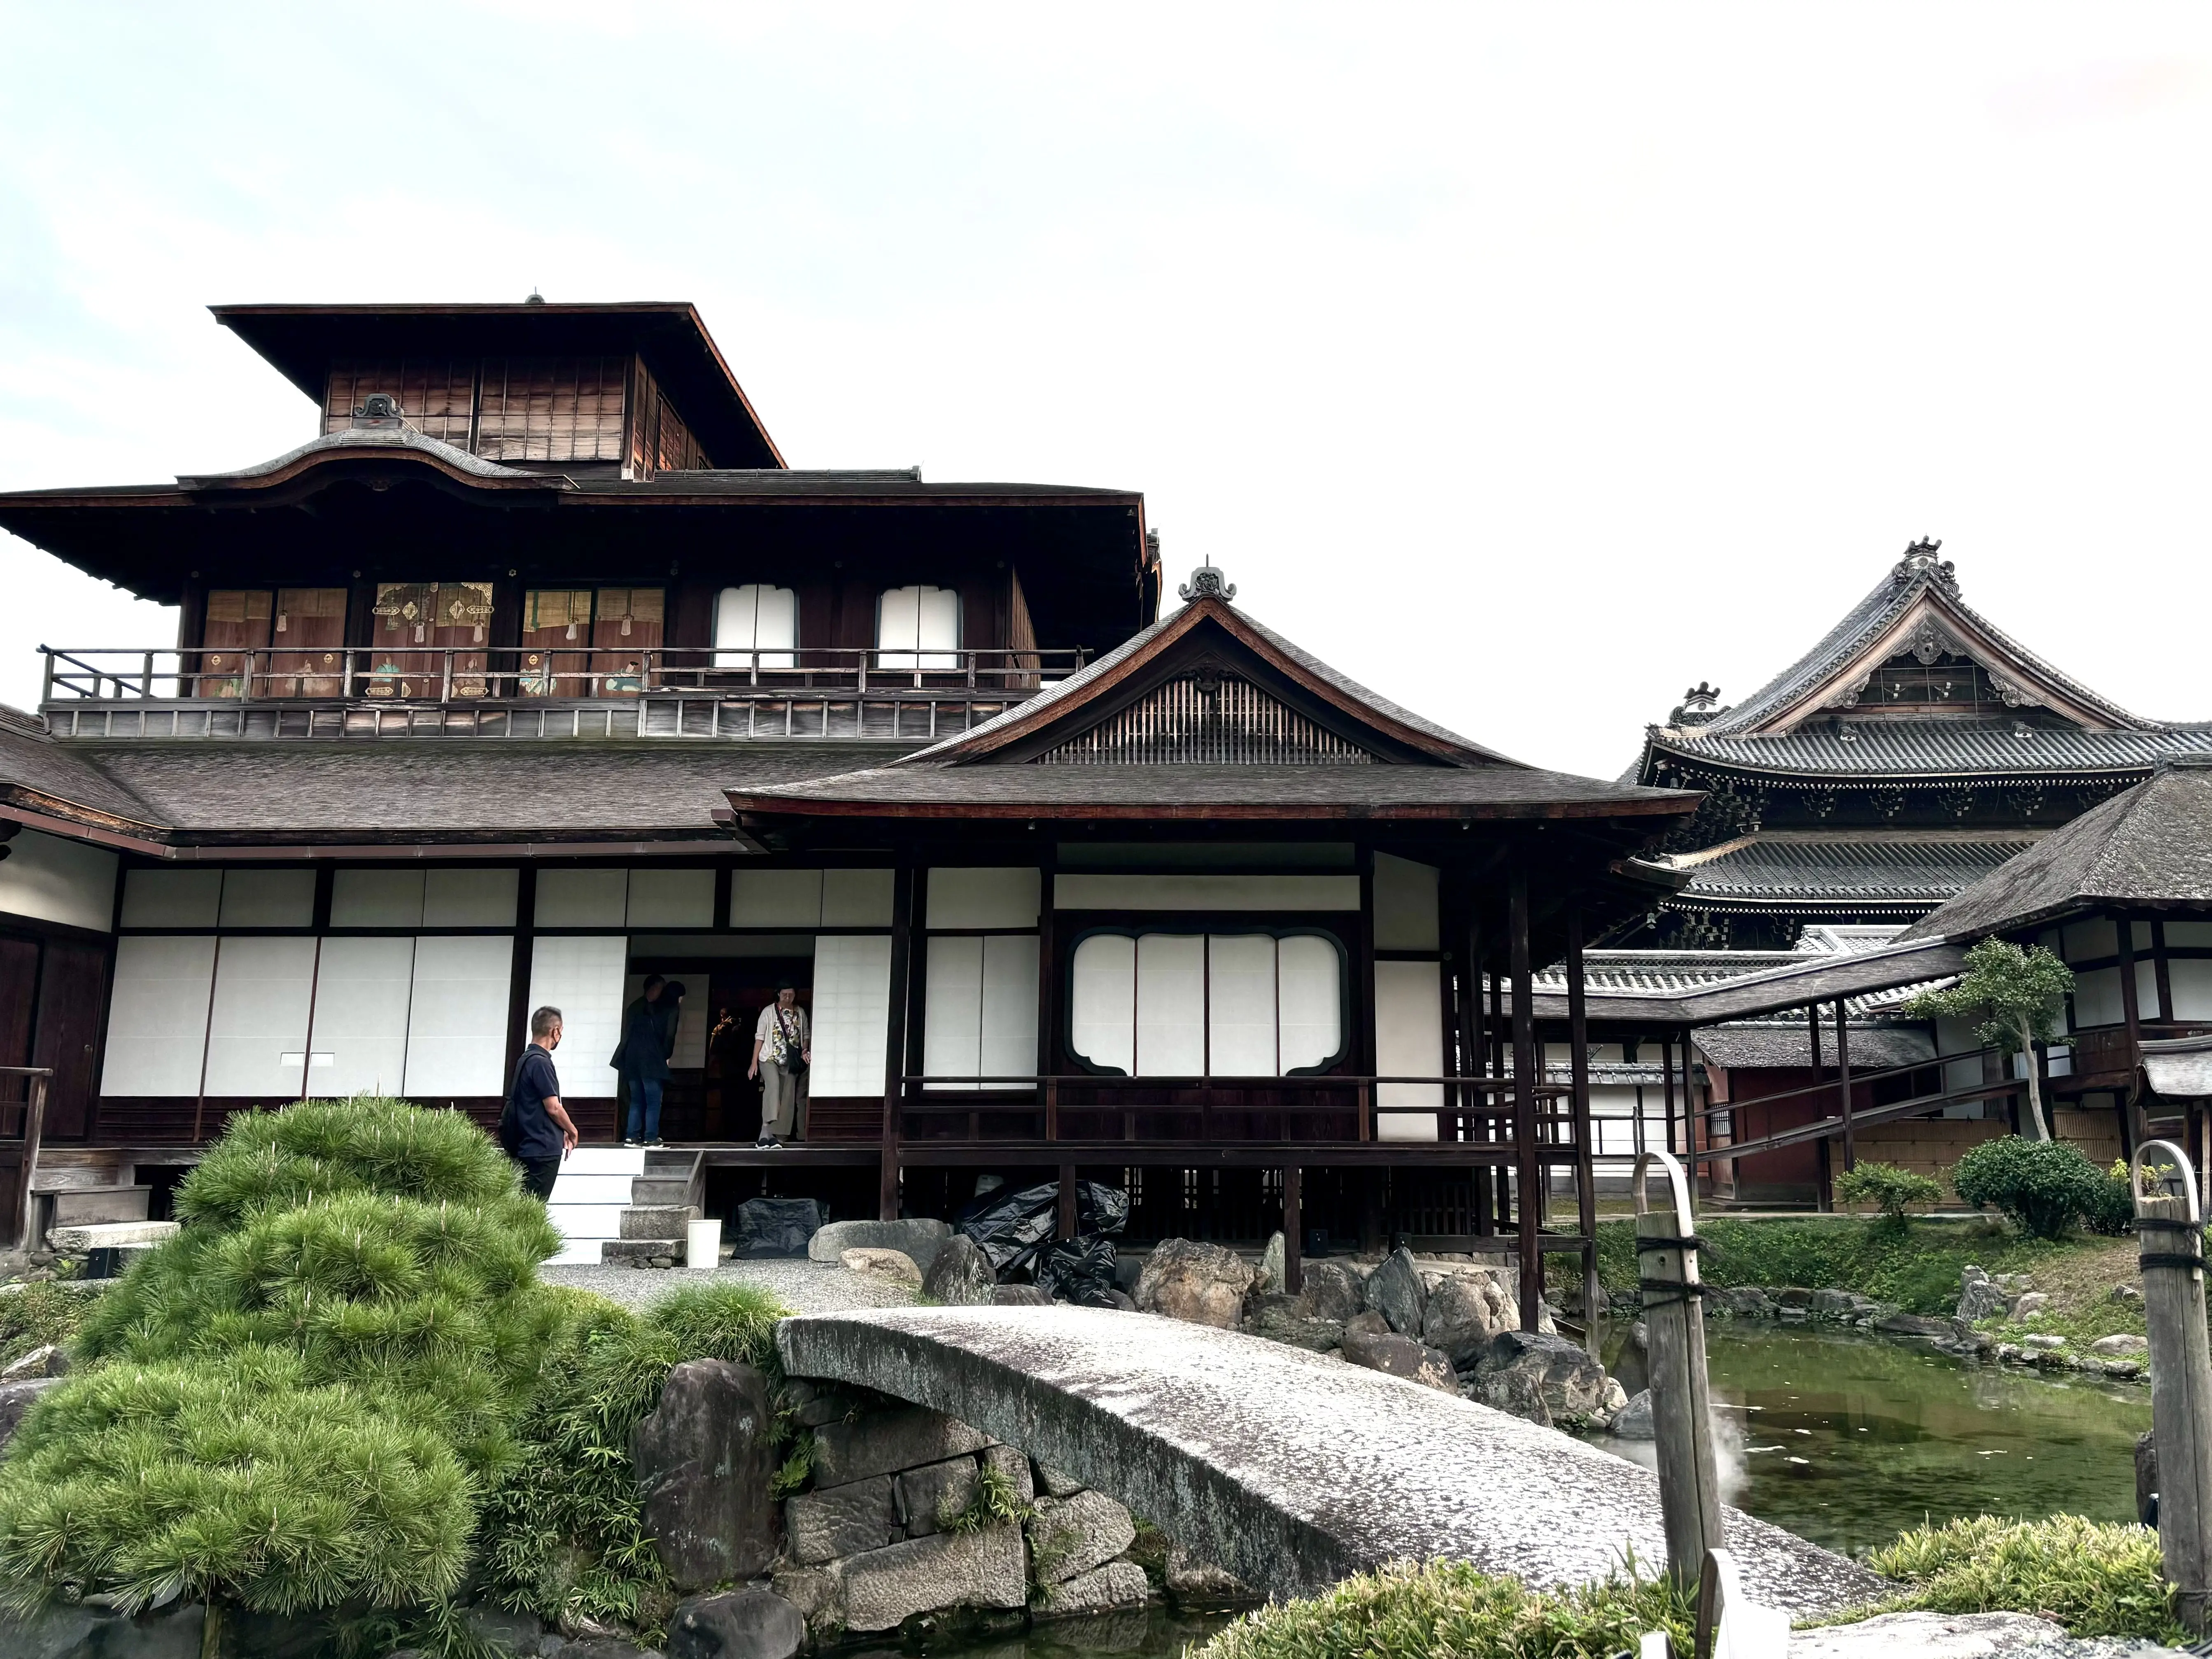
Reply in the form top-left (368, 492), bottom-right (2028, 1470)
top-left (501, 1004), bottom-right (578, 1200)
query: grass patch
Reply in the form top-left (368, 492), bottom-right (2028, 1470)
top-left (1193, 1558), bottom-right (1692, 1659)
top-left (0, 1282), bottom-right (102, 1371)
top-left (481, 1279), bottom-right (788, 1643)
top-left (1868, 1515), bottom-right (2181, 1643)
top-left (938, 1462), bottom-right (1032, 1536)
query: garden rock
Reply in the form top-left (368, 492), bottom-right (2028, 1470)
top-left (979, 1442), bottom-right (1034, 1501)
top-left (732, 1197), bottom-right (821, 1258)
top-left (464, 1607), bottom-right (558, 1654)
top-left (1363, 1247), bottom-right (1429, 1335)
top-left (0, 1602), bottom-right (205, 1659)
top-left (634, 1359), bottom-right (778, 1588)
top-left (993, 1284), bottom-right (1053, 1305)
top-left (839, 1524), bottom-right (1028, 1631)
top-left (666, 1589), bottom-right (806, 1659)
top-left (1472, 1329), bottom-right (1610, 1421)
top-left (810, 1218), bottom-right (953, 1275)
top-left (2022, 1333), bottom-right (2067, 1351)
top-left (1296, 1259), bottom-right (1366, 1321)
top-left (1781, 1609), bottom-right (2073, 1656)
top-left (2113, 1282), bottom-right (2144, 1305)
top-left (1251, 1296), bottom-right (1344, 1352)
top-left (1033, 1560), bottom-right (1149, 1619)
top-left (1421, 1272), bottom-right (1518, 1368)
top-left (2010, 1291), bottom-right (2049, 1319)
top-left (1610, 1388), bottom-right (1655, 1440)
top-left (1956, 1266), bottom-right (2010, 1323)
top-left (1469, 1363), bottom-right (1550, 1427)
top-left (1135, 1238), bottom-right (1254, 1328)
top-left (1876, 1312), bottom-right (1953, 1338)
top-left (813, 1405), bottom-right (992, 1486)
top-left (1339, 1323), bottom-right (1457, 1391)
top-left (787, 1474), bottom-right (898, 1563)
top-left (841, 1247), bottom-right (923, 1287)
top-left (1027, 1489), bottom-right (1138, 1584)
top-left (1166, 1542), bottom-right (1258, 1605)
top-left (923, 1235), bottom-right (998, 1305)
top-left (1707, 1285), bottom-right (1775, 1318)
top-left (1776, 1286), bottom-right (1814, 1309)
top-left (2091, 1333), bottom-right (2150, 1357)
top-left (0, 1376), bottom-right (58, 1447)
top-left (0, 1344), bottom-right (65, 1382)
top-left (1035, 1460), bottom-right (1086, 1497)
top-left (770, 1566), bottom-right (842, 1636)
top-left (897, 1454), bottom-right (981, 1536)
top-left (1255, 1231), bottom-right (1286, 1296)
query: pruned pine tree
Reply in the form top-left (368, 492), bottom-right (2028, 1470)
top-left (1906, 939), bottom-right (2076, 1142)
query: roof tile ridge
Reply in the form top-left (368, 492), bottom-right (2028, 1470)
top-left (1933, 586), bottom-right (2140, 727)
top-left (1699, 567), bottom-right (1921, 736)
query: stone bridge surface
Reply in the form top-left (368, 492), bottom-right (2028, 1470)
top-left (776, 1306), bottom-right (1883, 1615)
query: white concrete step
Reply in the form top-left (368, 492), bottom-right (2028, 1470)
top-left (546, 1237), bottom-right (606, 1266)
top-left (50, 1219), bottom-right (179, 1252)
top-left (559, 1147), bottom-right (648, 1177)
top-left (545, 1173), bottom-right (640, 1205)
top-left (546, 1202), bottom-right (627, 1242)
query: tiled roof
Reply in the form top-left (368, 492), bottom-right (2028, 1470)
top-left (1650, 722), bottom-right (2212, 780)
top-left (1674, 837), bottom-right (2033, 908)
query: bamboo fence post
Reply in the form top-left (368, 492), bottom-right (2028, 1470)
top-left (2134, 1138), bottom-right (2212, 1633)
top-left (1635, 1149), bottom-right (1723, 1590)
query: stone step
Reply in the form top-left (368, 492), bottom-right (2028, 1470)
top-left (49, 1219), bottom-right (179, 1253)
top-left (643, 1148), bottom-right (696, 1174)
top-left (631, 1177), bottom-right (695, 1206)
top-left (48, 1187), bottom-right (151, 1227)
top-left (603, 1237), bottom-right (686, 1266)
top-left (620, 1204), bottom-right (701, 1240)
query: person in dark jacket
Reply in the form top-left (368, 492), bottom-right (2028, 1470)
top-left (620, 975), bottom-right (669, 1147)
top-left (506, 1005), bottom-right (578, 1201)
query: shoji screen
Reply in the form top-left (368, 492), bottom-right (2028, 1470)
top-left (100, 936), bottom-right (217, 1096)
top-left (406, 936), bottom-right (515, 1097)
top-left (527, 937), bottom-right (628, 1097)
top-left (876, 586), bottom-right (960, 669)
top-left (1277, 935), bottom-right (1343, 1072)
top-left (714, 585), bottom-right (797, 669)
top-left (922, 935), bottom-right (1039, 1089)
top-left (203, 937), bottom-right (318, 1097)
top-left (1206, 934), bottom-right (1277, 1077)
top-left (812, 936), bottom-right (892, 1097)
top-left (1070, 935), bottom-right (1135, 1076)
top-left (1375, 959), bottom-right (1443, 1142)
top-left (309, 936), bottom-right (415, 1096)
top-left (1135, 935), bottom-right (1205, 1076)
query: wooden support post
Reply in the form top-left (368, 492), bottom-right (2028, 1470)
top-left (879, 862), bottom-right (916, 1222)
top-left (1283, 1163), bottom-right (1303, 1296)
top-left (12, 1073), bottom-right (47, 1254)
top-left (1566, 904), bottom-right (1599, 1354)
top-left (1662, 1030), bottom-right (1679, 1158)
top-left (1510, 866), bottom-right (1542, 1329)
top-left (2121, 914), bottom-right (2148, 1153)
top-left (2134, 1139), bottom-right (2212, 1633)
top-left (1636, 1149), bottom-right (1725, 1592)
top-left (1468, 907), bottom-right (1493, 1234)
top-left (1056, 1163), bottom-right (1077, 1242)
top-left (1038, 845), bottom-right (1058, 1144)
top-left (1834, 997), bottom-right (1854, 1175)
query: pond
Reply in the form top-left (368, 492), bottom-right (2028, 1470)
top-left (852, 1605), bottom-right (1238, 1659)
top-left (1595, 1320), bottom-right (2154, 1558)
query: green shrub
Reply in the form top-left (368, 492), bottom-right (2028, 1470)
top-left (0, 1282), bottom-right (101, 1371)
top-left (1193, 1558), bottom-right (1692, 1659)
top-left (482, 1279), bottom-right (788, 1639)
top-left (2079, 1160), bottom-right (2138, 1237)
top-left (939, 1462), bottom-right (1032, 1536)
top-left (0, 1097), bottom-right (563, 1627)
top-left (1834, 1161), bottom-right (1944, 1220)
top-left (1869, 1515), bottom-right (2181, 1642)
top-left (1951, 1136), bottom-right (2110, 1240)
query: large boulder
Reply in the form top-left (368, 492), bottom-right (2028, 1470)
top-left (923, 1235), bottom-right (998, 1305)
top-left (1784, 1610), bottom-right (2074, 1657)
top-left (1421, 1272), bottom-right (1517, 1368)
top-left (840, 1247), bottom-right (923, 1287)
top-left (666, 1590), bottom-right (806, 1659)
top-left (993, 1284), bottom-right (1053, 1306)
top-left (632, 1359), bottom-right (779, 1588)
top-left (896, 1454), bottom-right (981, 1537)
top-left (1034, 1560), bottom-right (1149, 1619)
top-left (1255, 1231), bottom-right (1287, 1296)
top-left (0, 1602), bottom-right (205, 1659)
top-left (812, 1405), bottom-right (991, 1487)
top-left (1610, 1389), bottom-right (1655, 1440)
top-left (1340, 1323), bottom-right (1457, 1392)
top-left (2091, 1333), bottom-right (2150, 1357)
top-left (1472, 1330), bottom-right (1610, 1423)
top-left (1135, 1238), bottom-right (1254, 1328)
top-left (1026, 1489), bottom-right (1138, 1584)
top-left (1249, 1295), bottom-right (1344, 1352)
top-left (838, 1525), bottom-right (1028, 1631)
top-left (1166, 1542), bottom-right (1259, 1606)
top-left (1956, 1266), bottom-right (2010, 1323)
top-left (786, 1474), bottom-right (897, 1563)
top-left (0, 1376), bottom-right (58, 1448)
top-left (1471, 1364), bottom-right (1551, 1427)
top-left (809, 1217), bottom-right (953, 1275)
top-left (1296, 1259), bottom-right (1366, 1321)
top-left (1362, 1247), bottom-right (1428, 1335)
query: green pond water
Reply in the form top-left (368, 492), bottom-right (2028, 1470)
top-left (851, 1605), bottom-right (1236, 1659)
top-left (1597, 1321), bottom-right (2154, 1558)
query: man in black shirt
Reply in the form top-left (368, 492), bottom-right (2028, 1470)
top-left (505, 1004), bottom-right (579, 1200)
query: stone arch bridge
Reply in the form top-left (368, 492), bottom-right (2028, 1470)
top-left (776, 1306), bottom-right (1880, 1615)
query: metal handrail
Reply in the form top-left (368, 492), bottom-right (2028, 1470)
top-left (40, 643), bottom-right (1089, 704)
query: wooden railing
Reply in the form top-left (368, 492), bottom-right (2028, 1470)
top-left (41, 643), bottom-right (1088, 705)
top-left (0, 1069), bottom-right (52, 1252)
top-left (1687, 1043), bottom-right (2015, 1165)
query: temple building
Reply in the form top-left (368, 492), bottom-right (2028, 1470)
top-left (0, 297), bottom-right (1702, 1304)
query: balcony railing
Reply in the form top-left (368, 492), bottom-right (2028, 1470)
top-left (39, 644), bottom-right (1087, 742)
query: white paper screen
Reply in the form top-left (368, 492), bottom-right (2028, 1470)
top-left (527, 936), bottom-right (628, 1096)
top-left (405, 935), bottom-right (515, 1097)
top-left (923, 934), bottom-right (1038, 1089)
top-left (627, 868), bottom-right (714, 927)
top-left (309, 936), bottom-right (415, 1096)
top-left (204, 937), bottom-right (318, 1097)
top-left (1207, 934), bottom-right (1277, 1076)
top-left (1070, 934), bottom-right (1136, 1075)
top-left (536, 869), bottom-right (629, 927)
top-left (120, 869), bottom-right (221, 928)
top-left (877, 585), bottom-right (960, 669)
top-left (2171, 959), bottom-right (2212, 1022)
top-left (923, 937), bottom-right (984, 1081)
top-left (1136, 934), bottom-right (1205, 1076)
top-left (731, 869), bottom-right (824, 927)
top-left (812, 935), bottom-right (892, 1097)
top-left (980, 935), bottom-right (1040, 1085)
top-left (1371, 854), bottom-right (1440, 951)
top-left (928, 868), bottom-right (1040, 930)
top-left (424, 868), bottom-right (519, 926)
top-left (331, 869), bottom-right (426, 928)
top-left (714, 584), bottom-right (797, 669)
top-left (1375, 959), bottom-right (1443, 1141)
top-left (823, 869), bottom-right (895, 926)
top-left (100, 936), bottom-right (217, 1095)
top-left (218, 869), bottom-right (316, 928)
top-left (1277, 935), bottom-right (1342, 1072)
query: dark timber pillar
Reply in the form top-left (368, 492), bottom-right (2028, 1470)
top-left (1467, 904), bottom-right (1493, 1237)
top-left (1566, 903), bottom-right (1599, 1354)
top-left (1489, 965), bottom-right (1510, 1230)
top-left (1056, 1164), bottom-right (1077, 1241)
top-left (880, 862), bottom-right (916, 1222)
top-left (1807, 1003), bottom-right (1832, 1212)
top-left (1510, 866), bottom-right (1541, 1330)
top-left (2121, 913), bottom-right (2147, 1153)
top-left (1282, 1163), bottom-right (1303, 1295)
top-left (1834, 997), bottom-right (1855, 1174)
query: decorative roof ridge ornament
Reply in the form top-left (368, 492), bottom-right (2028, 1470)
top-left (1179, 559), bottom-right (1236, 604)
top-left (1892, 536), bottom-right (1958, 592)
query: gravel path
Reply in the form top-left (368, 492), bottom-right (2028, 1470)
top-left (539, 1257), bottom-right (916, 1314)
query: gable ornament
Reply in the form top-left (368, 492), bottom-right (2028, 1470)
top-left (1179, 561), bottom-right (1237, 603)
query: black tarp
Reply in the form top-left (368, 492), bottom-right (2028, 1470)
top-left (732, 1196), bottom-right (823, 1258)
top-left (953, 1179), bottom-right (1128, 1279)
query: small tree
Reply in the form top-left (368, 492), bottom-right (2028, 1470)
top-left (1834, 1160), bottom-right (1944, 1222)
top-left (1905, 938), bottom-right (2074, 1142)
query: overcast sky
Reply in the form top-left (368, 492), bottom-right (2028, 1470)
top-left (3, 4), bottom-right (2207, 779)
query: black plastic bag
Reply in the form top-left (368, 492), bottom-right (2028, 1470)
top-left (732, 1196), bottom-right (822, 1258)
top-left (954, 1179), bottom-right (1128, 1275)
top-left (1033, 1235), bottom-right (1121, 1307)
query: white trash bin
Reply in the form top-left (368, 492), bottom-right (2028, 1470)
top-left (686, 1218), bottom-right (723, 1270)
